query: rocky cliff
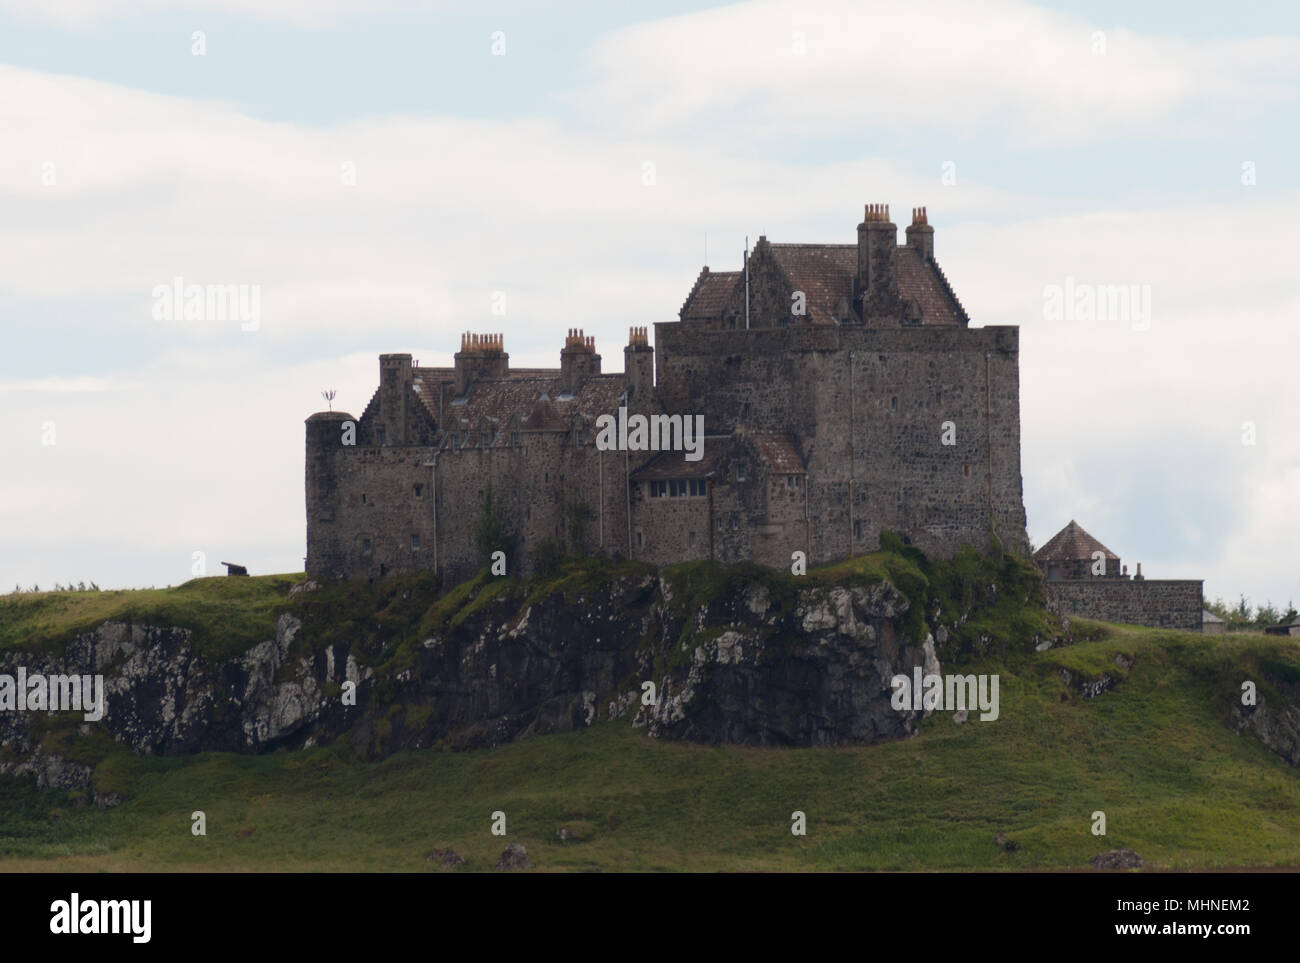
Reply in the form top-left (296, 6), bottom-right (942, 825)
top-left (6, 549), bottom-right (1042, 797)
top-left (14, 548), bottom-right (1295, 806)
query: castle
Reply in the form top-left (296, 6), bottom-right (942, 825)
top-left (305, 204), bottom-right (1030, 585)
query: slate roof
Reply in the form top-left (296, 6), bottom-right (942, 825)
top-left (631, 443), bottom-right (727, 480)
top-left (769, 245), bottom-right (855, 324)
top-left (679, 268), bottom-right (741, 322)
top-left (678, 242), bottom-right (967, 325)
top-left (1202, 610), bottom-right (1225, 624)
top-left (1033, 520), bottom-right (1120, 563)
top-left (410, 370), bottom-right (626, 446)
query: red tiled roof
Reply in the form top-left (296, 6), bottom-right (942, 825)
top-left (1033, 520), bottom-right (1119, 562)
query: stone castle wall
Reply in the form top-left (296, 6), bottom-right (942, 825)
top-left (308, 320), bottom-right (1029, 583)
top-left (1044, 579), bottom-right (1204, 630)
top-left (654, 323), bottom-right (1028, 562)
top-left (307, 417), bottom-right (636, 584)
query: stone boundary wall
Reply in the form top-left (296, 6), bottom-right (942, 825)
top-left (1044, 579), bottom-right (1204, 630)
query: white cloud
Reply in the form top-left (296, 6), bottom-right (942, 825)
top-left (582, 0), bottom-right (1299, 146)
top-left (0, 64), bottom-right (1013, 351)
top-left (1, 5), bottom-right (1296, 611)
top-left (0, 0), bottom-right (381, 28)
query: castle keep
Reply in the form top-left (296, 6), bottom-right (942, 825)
top-left (306, 204), bottom-right (1030, 585)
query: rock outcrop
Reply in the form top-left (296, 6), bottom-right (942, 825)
top-left (0, 569), bottom-right (942, 791)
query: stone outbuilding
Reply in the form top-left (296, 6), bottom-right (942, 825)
top-left (1202, 610), bottom-right (1225, 635)
top-left (1033, 520), bottom-right (1121, 579)
top-left (1034, 519), bottom-right (1203, 631)
top-left (1264, 621), bottom-right (1300, 637)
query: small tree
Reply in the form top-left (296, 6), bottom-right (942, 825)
top-left (564, 496), bottom-right (593, 556)
top-left (473, 482), bottom-right (516, 569)
top-left (1254, 600), bottom-right (1282, 628)
top-left (534, 536), bottom-right (565, 579)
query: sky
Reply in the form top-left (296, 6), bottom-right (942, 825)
top-left (0, 0), bottom-right (1296, 610)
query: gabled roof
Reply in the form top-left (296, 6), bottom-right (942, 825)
top-left (680, 242), bottom-right (968, 326)
top-left (410, 372), bottom-right (627, 446)
top-left (631, 444), bottom-right (726, 480)
top-left (768, 244), bottom-right (854, 324)
top-left (679, 268), bottom-right (741, 322)
top-left (1033, 520), bottom-right (1119, 562)
top-left (1202, 610), bottom-right (1225, 623)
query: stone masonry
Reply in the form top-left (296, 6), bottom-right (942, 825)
top-left (306, 204), bottom-right (1031, 585)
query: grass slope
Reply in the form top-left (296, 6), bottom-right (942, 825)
top-left (2, 619), bottom-right (1299, 872)
top-left (0, 575), bottom-right (301, 662)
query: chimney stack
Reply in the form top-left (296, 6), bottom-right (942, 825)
top-left (560, 328), bottom-right (601, 392)
top-left (905, 206), bottom-right (935, 261)
top-left (454, 332), bottom-right (509, 396)
top-left (624, 326), bottom-right (653, 411)
top-left (378, 353), bottom-right (414, 445)
top-left (857, 203), bottom-right (900, 321)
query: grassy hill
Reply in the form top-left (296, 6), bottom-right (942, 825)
top-left (2, 562), bottom-right (1299, 870)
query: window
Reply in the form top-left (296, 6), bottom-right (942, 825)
top-left (853, 520), bottom-right (862, 539)
top-left (636, 530), bottom-right (644, 548)
top-left (362, 538), bottom-right (372, 554)
top-left (787, 475), bottom-right (801, 489)
top-left (688, 531), bottom-right (695, 546)
top-left (411, 533), bottom-right (420, 550)
top-left (657, 480), bottom-right (667, 497)
top-left (717, 516), bottom-right (724, 532)
top-left (963, 463), bottom-right (972, 477)
top-left (414, 483), bottom-right (423, 497)
top-left (743, 403), bottom-right (751, 420)
top-left (377, 427), bottom-right (387, 445)
top-left (890, 396), bottom-right (898, 412)
top-left (729, 514), bottom-right (738, 531)
top-left (736, 464), bottom-right (747, 482)
top-left (669, 480), bottom-right (679, 497)
top-left (361, 493), bottom-right (367, 504)
top-left (512, 431), bottom-right (520, 447)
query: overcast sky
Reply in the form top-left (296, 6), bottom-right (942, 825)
top-left (1, 0), bottom-right (1297, 610)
